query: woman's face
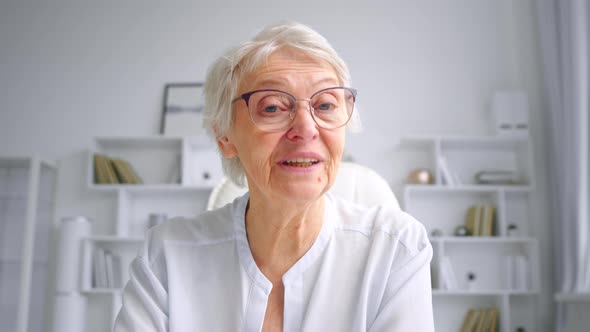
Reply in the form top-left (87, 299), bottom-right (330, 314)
top-left (218, 49), bottom-right (346, 203)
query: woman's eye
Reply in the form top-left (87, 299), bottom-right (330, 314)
top-left (314, 101), bottom-right (337, 112)
top-left (257, 95), bottom-right (290, 114)
top-left (313, 93), bottom-right (339, 112)
top-left (257, 101), bottom-right (289, 116)
top-left (264, 105), bottom-right (278, 113)
top-left (317, 103), bottom-right (334, 111)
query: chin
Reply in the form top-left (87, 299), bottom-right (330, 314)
top-left (277, 179), bottom-right (329, 203)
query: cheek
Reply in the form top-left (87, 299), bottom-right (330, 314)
top-left (326, 131), bottom-right (345, 180)
top-left (234, 133), bottom-right (281, 175)
top-left (327, 131), bottom-right (346, 159)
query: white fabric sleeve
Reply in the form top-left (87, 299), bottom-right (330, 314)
top-left (113, 238), bottom-right (169, 331)
top-left (369, 226), bottom-right (435, 332)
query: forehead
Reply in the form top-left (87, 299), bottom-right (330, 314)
top-left (240, 49), bottom-right (340, 92)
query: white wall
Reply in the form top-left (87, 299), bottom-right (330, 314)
top-left (0, 0), bottom-right (531, 160)
top-left (0, 0), bottom-right (554, 330)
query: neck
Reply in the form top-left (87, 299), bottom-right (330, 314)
top-left (245, 194), bottom-right (325, 281)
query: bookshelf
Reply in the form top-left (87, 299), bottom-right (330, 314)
top-left (399, 136), bottom-right (539, 332)
top-left (554, 293), bottom-right (590, 332)
top-left (0, 156), bottom-right (57, 332)
top-left (61, 136), bottom-right (220, 332)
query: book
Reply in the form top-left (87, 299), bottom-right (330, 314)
top-left (104, 250), bottom-right (114, 288)
top-left (103, 250), bottom-right (123, 288)
top-left (93, 247), bottom-right (108, 288)
top-left (460, 307), bottom-right (499, 332)
top-left (92, 247), bottom-right (100, 287)
top-left (110, 159), bottom-right (129, 184)
top-left (505, 255), bottom-right (514, 289)
top-left (473, 206), bottom-right (482, 236)
top-left (167, 153), bottom-right (182, 184)
top-left (475, 170), bottom-right (519, 185)
top-left (122, 159), bottom-right (142, 184)
top-left (459, 309), bottom-right (480, 332)
top-left (93, 154), bottom-right (119, 184)
top-left (514, 255), bottom-right (529, 290)
top-left (465, 205), bottom-right (496, 236)
top-left (440, 256), bottom-right (459, 290)
top-left (111, 158), bottom-right (143, 184)
top-left (481, 205), bottom-right (496, 236)
top-left (103, 156), bottom-right (118, 184)
top-left (489, 308), bottom-right (499, 332)
top-left (465, 206), bottom-right (479, 236)
top-left (505, 255), bottom-right (529, 290)
top-left (94, 154), bottom-right (108, 184)
top-left (111, 254), bottom-right (122, 288)
top-left (473, 308), bottom-right (489, 332)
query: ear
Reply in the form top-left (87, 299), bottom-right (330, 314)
top-left (217, 135), bottom-right (238, 159)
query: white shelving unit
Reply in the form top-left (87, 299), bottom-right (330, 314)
top-left (0, 156), bottom-right (57, 332)
top-left (554, 293), bottom-right (590, 332)
top-left (70, 136), bottom-right (220, 332)
top-left (399, 136), bottom-right (540, 332)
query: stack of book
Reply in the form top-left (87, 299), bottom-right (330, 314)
top-left (459, 307), bottom-right (499, 332)
top-left (93, 154), bottom-right (143, 185)
top-left (505, 255), bottom-right (530, 291)
top-left (475, 170), bottom-right (520, 185)
top-left (92, 247), bottom-right (123, 289)
top-left (439, 256), bottom-right (459, 290)
top-left (465, 205), bottom-right (496, 236)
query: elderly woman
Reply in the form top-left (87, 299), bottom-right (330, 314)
top-left (115, 22), bottom-right (434, 331)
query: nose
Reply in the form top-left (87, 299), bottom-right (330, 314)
top-left (286, 99), bottom-right (319, 141)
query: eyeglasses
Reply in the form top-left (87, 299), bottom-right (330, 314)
top-left (232, 87), bottom-right (357, 133)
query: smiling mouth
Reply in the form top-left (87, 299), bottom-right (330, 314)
top-left (281, 158), bottom-right (320, 167)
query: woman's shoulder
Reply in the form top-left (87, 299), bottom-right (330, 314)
top-left (329, 195), bottom-right (430, 254)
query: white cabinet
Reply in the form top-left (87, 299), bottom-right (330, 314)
top-left (399, 136), bottom-right (539, 332)
top-left (0, 156), bottom-right (57, 332)
top-left (71, 136), bottom-right (220, 332)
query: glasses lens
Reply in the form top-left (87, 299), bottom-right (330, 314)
top-left (246, 88), bottom-right (355, 132)
top-left (248, 91), bottom-right (294, 132)
top-left (310, 88), bottom-right (354, 129)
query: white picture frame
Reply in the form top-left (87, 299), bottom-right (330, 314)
top-left (161, 83), bottom-right (204, 137)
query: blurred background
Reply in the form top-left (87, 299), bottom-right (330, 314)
top-left (0, 0), bottom-right (588, 331)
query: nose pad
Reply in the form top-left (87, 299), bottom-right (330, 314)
top-left (289, 99), bottom-right (313, 120)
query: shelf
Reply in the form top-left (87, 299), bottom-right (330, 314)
top-left (402, 135), bottom-right (528, 147)
top-left (0, 155), bottom-right (56, 168)
top-left (433, 289), bottom-right (539, 296)
top-left (555, 293), bottom-right (590, 303)
top-left (0, 195), bottom-right (54, 206)
top-left (88, 184), bottom-right (215, 192)
top-left (0, 258), bottom-right (48, 265)
top-left (86, 236), bottom-right (144, 243)
top-left (94, 136), bottom-right (184, 149)
top-left (81, 288), bottom-right (122, 295)
top-left (405, 184), bottom-right (531, 193)
top-left (430, 236), bottom-right (536, 244)
top-left (0, 156), bottom-right (57, 332)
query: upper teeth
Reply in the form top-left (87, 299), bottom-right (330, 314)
top-left (286, 158), bottom-right (318, 163)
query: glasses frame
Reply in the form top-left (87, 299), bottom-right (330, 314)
top-left (232, 86), bottom-right (357, 132)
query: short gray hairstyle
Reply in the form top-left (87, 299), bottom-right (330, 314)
top-left (203, 21), bottom-right (359, 186)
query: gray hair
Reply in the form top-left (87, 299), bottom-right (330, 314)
top-left (203, 21), bottom-right (359, 186)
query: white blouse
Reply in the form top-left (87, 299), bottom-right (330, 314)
top-left (114, 193), bottom-right (434, 332)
